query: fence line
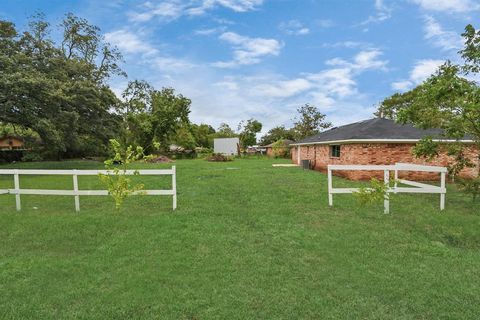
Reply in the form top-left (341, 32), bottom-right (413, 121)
top-left (327, 163), bottom-right (447, 214)
top-left (0, 167), bottom-right (177, 212)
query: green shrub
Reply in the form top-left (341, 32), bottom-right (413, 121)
top-left (271, 139), bottom-right (290, 158)
top-left (457, 178), bottom-right (480, 202)
top-left (354, 178), bottom-right (390, 206)
top-left (21, 151), bottom-right (43, 162)
top-left (206, 153), bottom-right (234, 162)
top-left (98, 139), bottom-right (148, 210)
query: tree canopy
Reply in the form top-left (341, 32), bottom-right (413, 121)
top-left (378, 24), bottom-right (480, 177)
top-left (292, 104), bottom-right (331, 140)
top-left (0, 14), bottom-right (122, 158)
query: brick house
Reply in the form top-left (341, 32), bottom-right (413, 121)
top-left (0, 136), bottom-right (24, 150)
top-left (262, 139), bottom-right (294, 157)
top-left (290, 118), bottom-right (479, 180)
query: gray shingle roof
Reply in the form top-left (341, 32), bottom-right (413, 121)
top-left (294, 118), bottom-right (447, 144)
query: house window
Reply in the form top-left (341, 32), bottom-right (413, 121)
top-left (330, 145), bottom-right (341, 158)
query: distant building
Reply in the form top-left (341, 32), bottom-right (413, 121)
top-left (214, 138), bottom-right (240, 155)
top-left (290, 118), bottom-right (478, 180)
top-left (0, 136), bottom-right (24, 150)
top-left (246, 145), bottom-right (265, 154)
top-left (262, 139), bottom-right (294, 157)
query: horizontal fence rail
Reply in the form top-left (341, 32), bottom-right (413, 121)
top-left (327, 163), bottom-right (446, 214)
top-left (0, 167), bottom-right (177, 212)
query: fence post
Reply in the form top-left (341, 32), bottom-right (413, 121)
top-left (14, 169), bottom-right (21, 211)
top-left (172, 166), bottom-right (177, 210)
top-left (73, 170), bottom-right (80, 212)
top-left (327, 166), bottom-right (333, 206)
top-left (440, 171), bottom-right (446, 211)
top-left (384, 169), bottom-right (390, 214)
top-left (394, 167), bottom-right (398, 193)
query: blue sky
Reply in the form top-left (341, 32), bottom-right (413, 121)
top-left (1, 0), bottom-right (477, 133)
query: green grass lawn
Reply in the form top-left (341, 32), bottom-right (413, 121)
top-left (0, 158), bottom-right (479, 319)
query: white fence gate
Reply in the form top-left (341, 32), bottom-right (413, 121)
top-left (0, 167), bottom-right (177, 212)
top-left (327, 163), bottom-right (447, 213)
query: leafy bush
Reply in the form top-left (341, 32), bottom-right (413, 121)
top-left (354, 178), bottom-right (390, 206)
top-left (21, 151), bottom-right (43, 162)
top-left (457, 178), bottom-right (480, 202)
top-left (271, 139), bottom-right (290, 158)
top-left (206, 153), bottom-right (234, 162)
top-left (98, 139), bottom-right (148, 210)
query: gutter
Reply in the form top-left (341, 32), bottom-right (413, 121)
top-left (290, 138), bottom-right (476, 146)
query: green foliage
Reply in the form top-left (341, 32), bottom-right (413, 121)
top-left (354, 178), bottom-right (390, 206)
top-left (21, 152), bottom-right (43, 162)
top-left (238, 118), bottom-right (262, 149)
top-left (172, 126), bottom-right (196, 150)
top-left (0, 14), bottom-right (123, 159)
top-left (446, 144), bottom-right (475, 180)
top-left (271, 139), bottom-right (290, 158)
top-left (206, 153), bottom-right (234, 162)
top-left (461, 24), bottom-right (480, 74)
top-left (121, 83), bottom-right (192, 153)
top-left (412, 137), bottom-right (439, 161)
top-left (260, 125), bottom-right (296, 145)
top-left (378, 25), bottom-right (480, 178)
top-left (293, 103), bottom-right (331, 140)
top-left (216, 123), bottom-right (237, 137)
top-left (457, 177), bottom-right (480, 202)
top-left (191, 123), bottom-right (215, 148)
top-left (98, 139), bottom-right (147, 210)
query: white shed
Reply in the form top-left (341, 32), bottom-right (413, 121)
top-left (214, 138), bottom-right (239, 155)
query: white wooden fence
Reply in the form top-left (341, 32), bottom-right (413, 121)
top-left (0, 167), bottom-right (177, 212)
top-left (327, 163), bottom-right (447, 213)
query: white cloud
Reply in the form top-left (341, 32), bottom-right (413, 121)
top-left (325, 49), bottom-right (388, 71)
top-left (138, 49), bottom-right (385, 131)
top-left (129, 0), bottom-right (264, 22)
top-left (423, 16), bottom-right (463, 51)
top-left (409, 59), bottom-right (444, 83)
top-left (104, 29), bottom-right (158, 55)
top-left (279, 20), bottom-right (310, 35)
top-left (213, 32), bottom-right (283, 67)
top-left (253, 78), bottom-right (312, 98)
top-left (391, 80), bottom-right (413, 91)
top-left (322, 41), bottom-right (370, 49)
top-left (152, 56), bottom-right (197, 72)
top-left (129, 1), bottom-right (186, 22)
top-left (391, 59), bottom-right (444, 91)
top-left (353, 49), bottom-right (389, 70)
top-left (194, 26), bottom-right (227, 35)
top-left (307, 68), bottom-right (358, 98)
top-left (411, 0), bottom-right (480, 12)
top-left (360, 0), bottom-right (393, 25)
top-left (106, 28), bottom-right (386, 133)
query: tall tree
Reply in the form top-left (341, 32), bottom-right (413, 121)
top-left (214, 123), bottom-right (237, 138)
top-left (292, 104), bottom-right (331, 140)
top-left (260, 125), bottom-right (296, 145)
top-left (191, 123), bottom-right (216, 148)
top-left (238, 118), bottom-right (262, 148)
top-left (377, 24), bottom-right (480, 177)
top-left (0, 14), bottom-right (123, 159)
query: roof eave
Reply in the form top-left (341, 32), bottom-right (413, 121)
top-left (290, 138), bottom-right (476, 146)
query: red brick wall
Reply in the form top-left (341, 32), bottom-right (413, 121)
top-left (291, 143), bottom-right (479, 180)
top-left (266, 147), bottom-right (276, 157)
